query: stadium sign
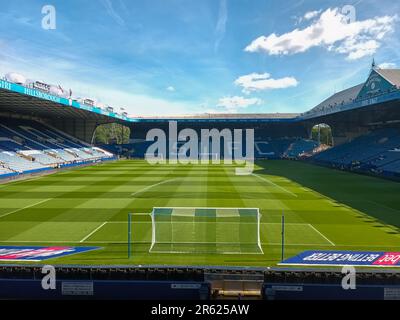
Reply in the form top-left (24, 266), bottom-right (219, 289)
top-left (0, 79), bottom-right (132, 123)
top-left (33, 81), bottom-right (51, 93)
top-left (0, 246), bottom-right (100, 262)
top-left (83, 98), bottom-right (95, 107)
top-left (0, 80), bottom-right (12, 91)
top-left (280, 250), bottom-right (400, 267)
top-left (24, 87), bottom-right (61, 104)
top-left (357, 69), bottom-right (395, 100)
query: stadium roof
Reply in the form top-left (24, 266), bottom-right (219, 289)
top-left (1, 66), bottom-right (400, 124)
top-left (302, 67), bottom-right (400, 119)
top-left (308, 83), bottom-right (364, 114)
top-left (135, 113), bottom-right (299, 120)
top-left (377, 69), bottom-right (400, 88)
top-left (0, 78), bottom-right (300, 123)
top-left (0, 86), bottom-right (123, 124)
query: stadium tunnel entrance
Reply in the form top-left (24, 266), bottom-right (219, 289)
top-left (93, 122), bottom-right (130, 145)
top-left (302, 97), bottom-right (400, 146)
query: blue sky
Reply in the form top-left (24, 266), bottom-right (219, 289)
top-left (0, 0), bottom-right (399, 116)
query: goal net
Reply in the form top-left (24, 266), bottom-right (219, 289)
top-left (148, 207), bottom-right (263, 254)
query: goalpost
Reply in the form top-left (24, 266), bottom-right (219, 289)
top-left (128, 207), bottom-right (263, 256)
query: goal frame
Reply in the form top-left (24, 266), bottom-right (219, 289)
top-left (127, 207), bottom-right (263, 256)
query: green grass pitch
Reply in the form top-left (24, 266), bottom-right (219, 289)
top-left (0, 159), bottom-right (399, 267)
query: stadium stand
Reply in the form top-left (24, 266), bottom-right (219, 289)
top-left (254, 138), bottom-right (318, 159)
top-left (100, 138), bottom-right (318, 160)
top-left (285, 139), bottom-right (319, 158)
top-left (312, 127), bottom-right (400, 177)
top-left (0, 118), bottom-right (115, 178)
top-left (1, 65), bottom-right (400, 301)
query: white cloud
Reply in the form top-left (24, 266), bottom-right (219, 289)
top-left (304, 10), bottom-right (321, 21)
top-left (0, 52), bottom-right (197, 117)
top-left (214, 0), bottom-right (228, 52)
top-left (294, 10), bottom-right (322, 25)
top-left (166, 86), bottom-right (175, 92)
top-left (335, 38), bottom-right (379, 60)
top-left (216, 96), bottom-right (262, 113)
top-left (100, 0), bottom-right (125, 26)
top-left (235, 73), bottom-right (298, 94)
top-left (245, 8), bottom-right (397, 60)
top-left (378, 62), bottom-right (397, 69)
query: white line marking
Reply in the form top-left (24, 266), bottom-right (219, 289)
top-left (79, 222), bottom-right (107, 243)
top-left (72, 243), bottom-right (397, 248)
top-left (149, 250), bottom-right (264, 255)
top-left (308, 224), bottom-right (335, 246)
top-left (107, 221), bottom-right (140, 224)
top-left (269, 243), bottom-right (329, 246)
top-left (252, 174), bottom-right (298, 197)
top-left (131, 178), bottom-right (179, 197)
top-left (107, 221), bottom-right (310, 225)
top-left (0, 240), bottom-right (149, 244)
top-left (153, 206), bottom-right (260, 210)
top-left (0, 240), bottom-right (393, 248)
top-left (128, 213), bottom-right (151, 216)
top-left (0, 198), bottom-right (52, 219)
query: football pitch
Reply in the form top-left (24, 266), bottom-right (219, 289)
top-left (0, 159), bottom-right (399, 267)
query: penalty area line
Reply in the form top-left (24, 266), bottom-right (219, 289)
top-left (251, 174), bottom-right (298, 197)
top-left (308, 223), bottom-right (335, 246)
top-left (0, 198), bottom-right (53, 219)
top-left (126, 213), bottom-right (151, 216)
top-left (79, 222), bottom-right (108, 243)
top-left (131, 178), bottom-right (179, 197)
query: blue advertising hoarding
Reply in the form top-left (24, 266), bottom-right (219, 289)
top-left (0, 246), bottom-right (100, 262)
top-left (280, 250), bottom-right (400, 267)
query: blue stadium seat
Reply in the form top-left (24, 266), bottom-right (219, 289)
top-left (0, 119), bottom-right (115, 178)
top-left (313, 128), bottom-right (400, 177)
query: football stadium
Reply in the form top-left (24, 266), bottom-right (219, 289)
top-left (0, 64), bottom-right (400, 300)
top-left (0, 0), bottom-right (400, 304)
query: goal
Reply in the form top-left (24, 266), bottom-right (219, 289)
top-left (142, 207), bottom-right (263, 254)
